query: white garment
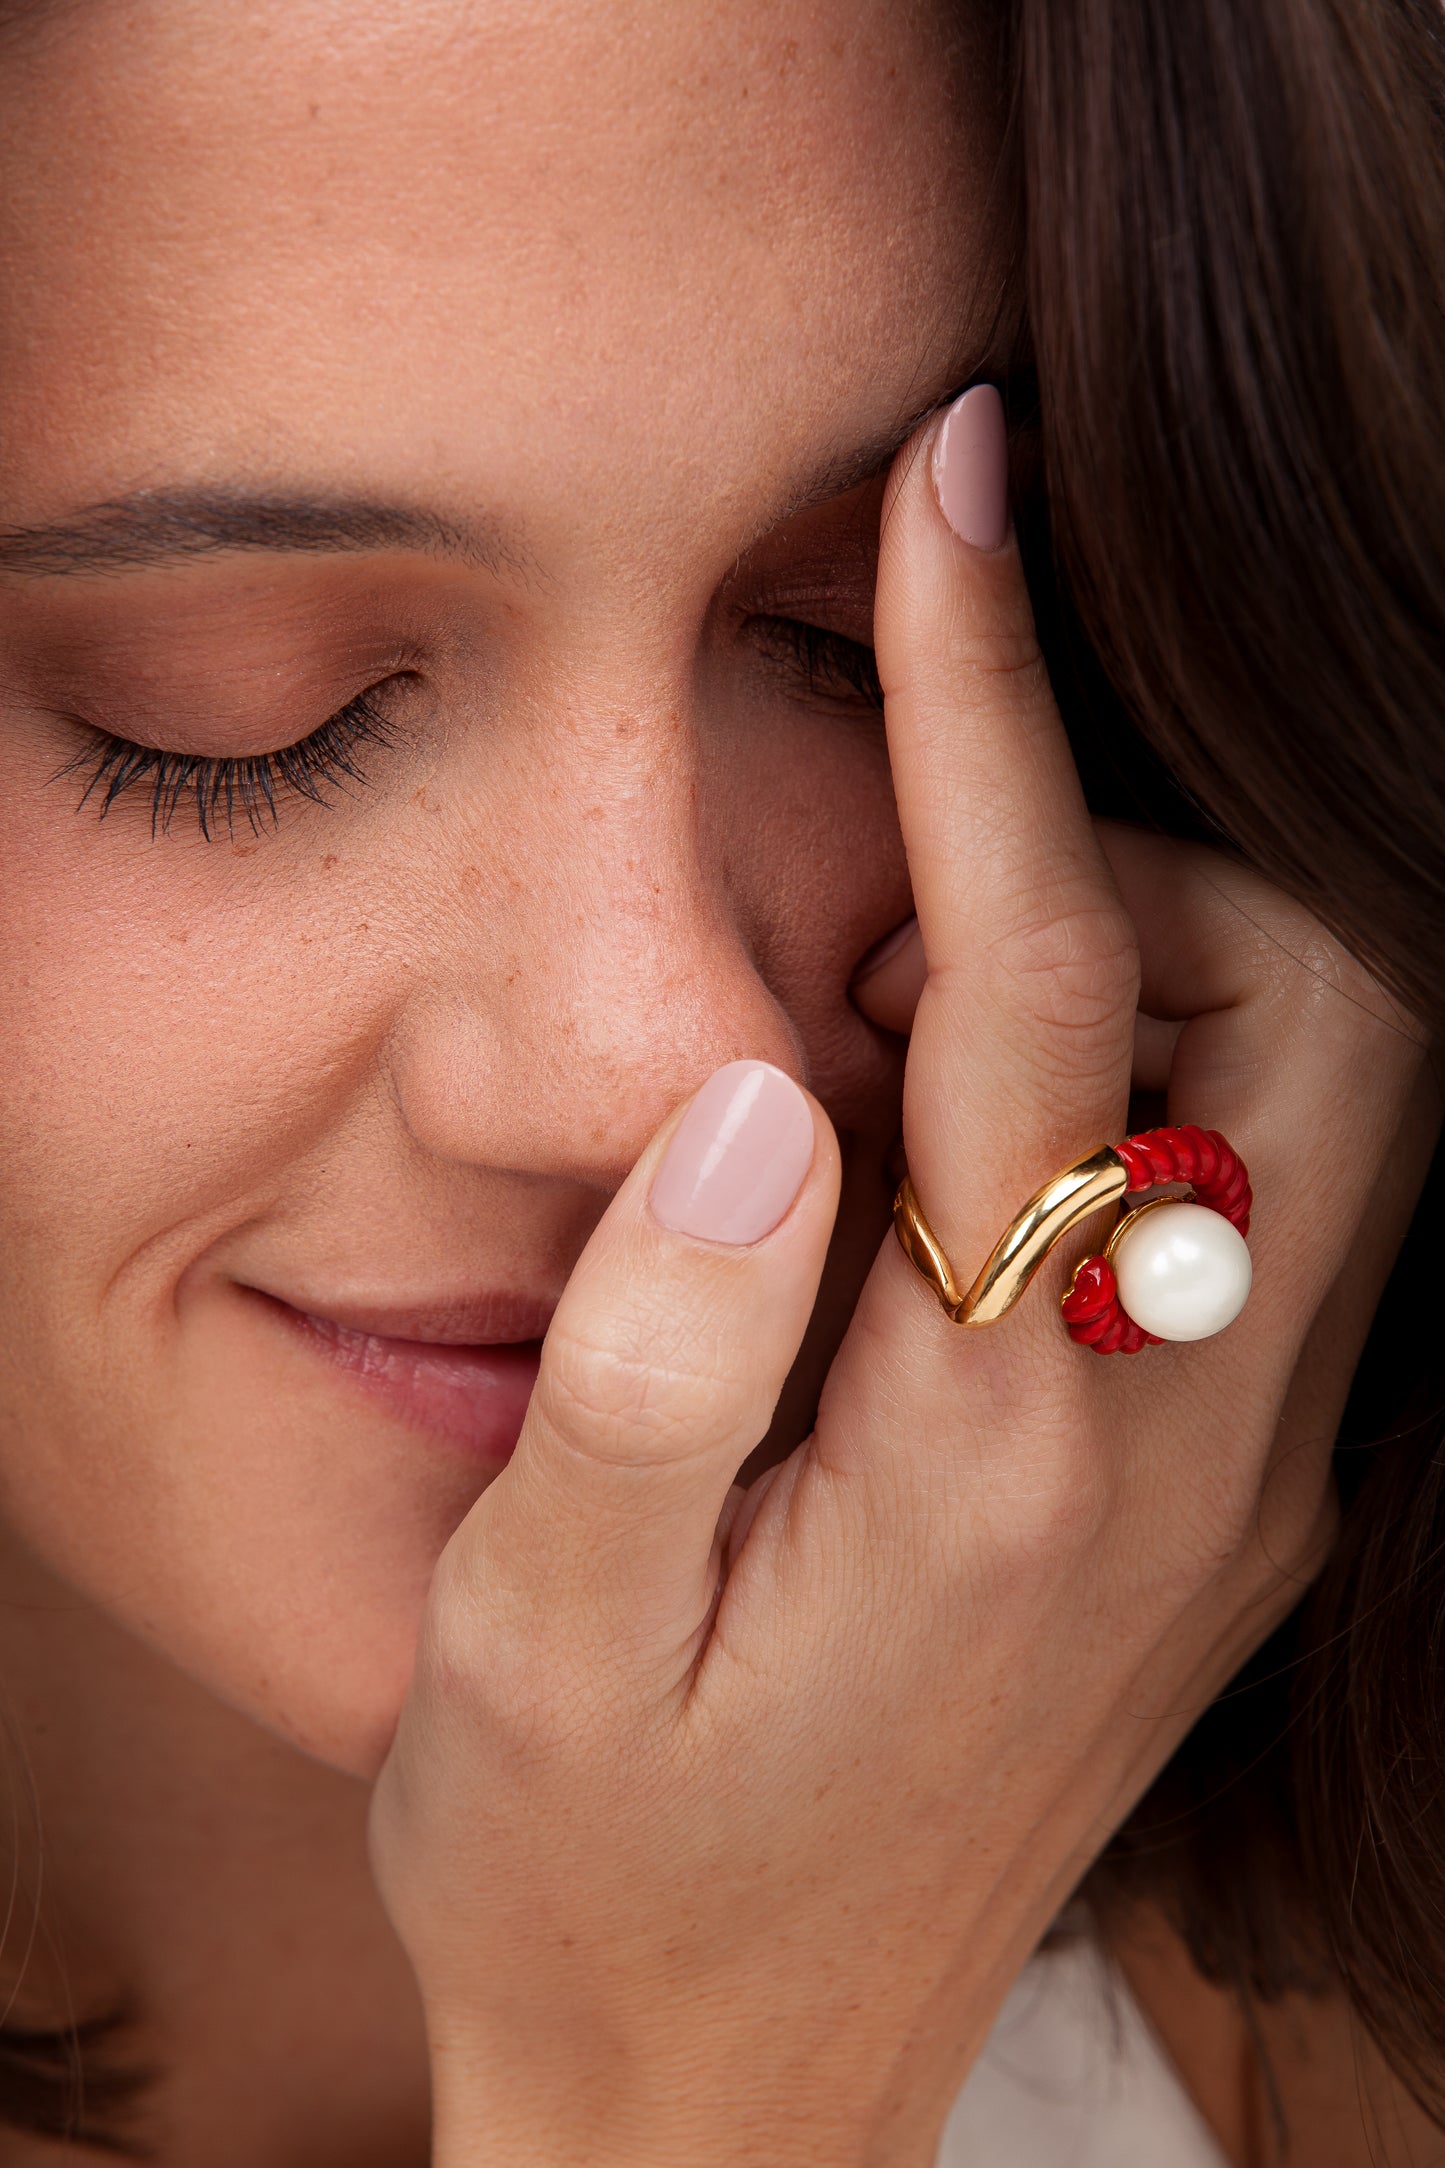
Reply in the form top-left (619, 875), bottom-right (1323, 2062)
top-left (937, 1938), bottom-right (1230, 2167)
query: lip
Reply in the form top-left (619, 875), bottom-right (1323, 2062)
top-left (247, 1286), bottom-right (555, 1464)
top-left (268, 1289), bottom-right (558, 1346)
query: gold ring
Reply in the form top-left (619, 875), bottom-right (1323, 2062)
top-left (893, 1145), bottom-right (1128, 1326)
top-left (893, 1124), bottom-right (1254, 1351)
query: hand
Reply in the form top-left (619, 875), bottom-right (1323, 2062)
top-left (367, 387), bottom-right (1434, 2168)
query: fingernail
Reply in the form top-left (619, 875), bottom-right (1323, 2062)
top-left (931, 383), bottom-right (1009, 551)
top-left (649, 1060), bottom-right (814, 1246)
top-left (850, 914), bottom-right (919, 987)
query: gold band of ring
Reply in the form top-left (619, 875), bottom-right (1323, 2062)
top-left (893, 1145), bottom-right (1129, 1326)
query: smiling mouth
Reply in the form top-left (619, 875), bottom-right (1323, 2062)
top-left (249, 1287), bottom-right (553, 1464)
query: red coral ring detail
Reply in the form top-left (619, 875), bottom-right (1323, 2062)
top-left (1059, 1125), bottom-right (1252, 1356)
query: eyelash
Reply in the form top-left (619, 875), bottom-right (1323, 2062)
top-left (749, 616), bottom-right (883, 710)
top-left (56, 617), bottom-right (880, 843)
top-left (57, 684), bottom-right (400, 841)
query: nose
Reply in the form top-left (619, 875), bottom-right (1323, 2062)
top-left (386, 714), bottom-right (805, 1192)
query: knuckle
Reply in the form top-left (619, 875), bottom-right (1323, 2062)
top-left (1284, 921), bottom-right (1405, 1034)
top-left (420, 1546), bottom-right (616, 1761)
top-left (1217, 893), bottom-right (1424, 1102)
top-left (1003, 1447), bottom-right (1115, 1566)
top-left (984, 896), bottom-right (1139, 1050)
top-left (1209, 860), bottom-right (1407, 1034)
top-left (936, 579), bottom-right (1048, 694)
top-left (1244, 897), bottom-right (1353, 1002)
top-left (947, 1409), bottom-right (1117, 1578)
top-left (419, 1544), bottom-right (497, 1693)
top-left (538, 1314), bottom-right (737, 1470)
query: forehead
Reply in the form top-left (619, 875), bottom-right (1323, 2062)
top-left (0, 0), bottom-right (992, 557)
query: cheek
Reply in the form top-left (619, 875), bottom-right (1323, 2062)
top-left (0, 795), bottom-right (432, 1776)
top-left (0, 804), bottom-right (378, 1281)
top-left (0, 720), bottom-right (911, 1779)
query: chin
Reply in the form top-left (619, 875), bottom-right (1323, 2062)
top-left (2, 1300), bottom-right (517, 1785)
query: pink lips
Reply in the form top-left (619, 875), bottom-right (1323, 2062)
top-left (258, 1290), bottom-right (552, 1464)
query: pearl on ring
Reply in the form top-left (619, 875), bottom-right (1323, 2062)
top-left (1111, 1200), bottom-right (1252, 1343)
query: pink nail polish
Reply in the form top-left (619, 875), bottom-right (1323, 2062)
top-left (931, 383), bottom-right (1009, 551)
top-left (649, 1061), bottom-right (814, 1246)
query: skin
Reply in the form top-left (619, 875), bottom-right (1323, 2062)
top-left (0, 1), bottom-right (979, 2158)
top-left (0, 0), bottom-right (970, 1781)
top-left (0, 3), bottom-right (1435, 2165)
top-left (370, 426), bottom-right (1433, 2167)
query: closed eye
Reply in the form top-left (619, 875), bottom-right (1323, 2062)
top-left (52, 677), bottom-right (409, 841)
top-left (744, 615), bottom-right (882, 711)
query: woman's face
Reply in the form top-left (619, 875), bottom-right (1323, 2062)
top-left (0, 0), bottom-right (994, 1776)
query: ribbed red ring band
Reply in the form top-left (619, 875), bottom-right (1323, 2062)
top-left (1059, 1124), bottom-right (1252, 1355)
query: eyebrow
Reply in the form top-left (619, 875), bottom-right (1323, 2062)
top-left (0, 387), bottom-right (970, 585)
top-left (770, 391), bottom-right (963, 528)
top-left (0, 491), bottom-right (525, 579)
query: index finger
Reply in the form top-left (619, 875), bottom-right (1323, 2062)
top-left (871, 386), bottom-right (1139, 1260)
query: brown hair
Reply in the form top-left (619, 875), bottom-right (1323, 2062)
top-left (997, 0), bottom-right (1445, 2125)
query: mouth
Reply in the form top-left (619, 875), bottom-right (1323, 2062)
top-left (247, 1287), bottom-right (554, 1464)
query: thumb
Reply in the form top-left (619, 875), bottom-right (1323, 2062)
top-left (443, 1059), bottom-right (840, 1669)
